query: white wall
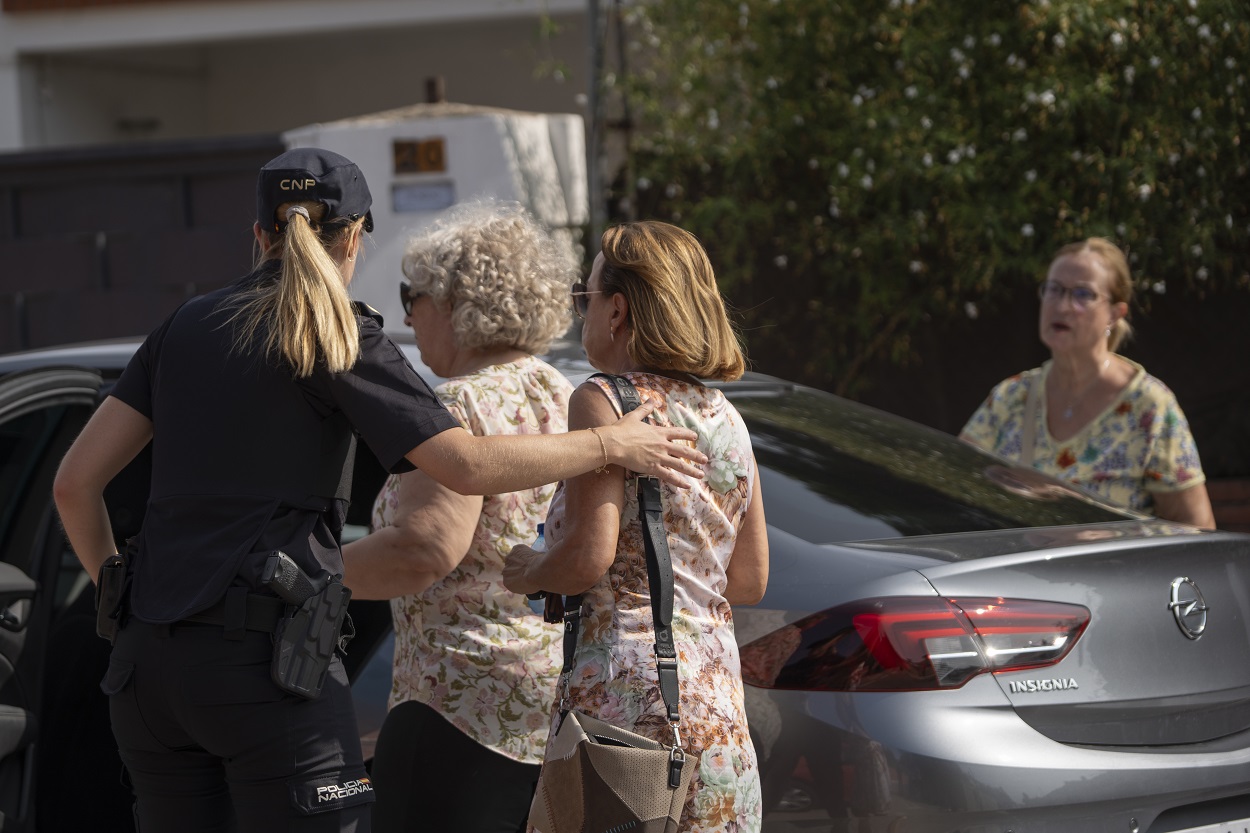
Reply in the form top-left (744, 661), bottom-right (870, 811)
top-left (0, 0), bottom-right (588, 151)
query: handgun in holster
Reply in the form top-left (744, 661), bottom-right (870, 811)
top-left (262, 551), bottom-right (354, 700)
top-left (95, 554), bottom-right (130, 644)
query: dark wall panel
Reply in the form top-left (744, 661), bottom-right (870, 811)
top-left (18, 180), bottom-right (185, 237)
top-left (24, 288), bottom-right (190, 348)
top-left (105, 227), bottom-right (255, 291)
top-left (0, 237), bottom-right (100, 293)
top-left (189, 172), bottom-right (259, 231)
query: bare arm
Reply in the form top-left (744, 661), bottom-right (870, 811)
top-left (408, 402), bottom-right (705, 496)
top-left (502, 385), bottom-right (625, 596)
top-left (1152, 484), bottom-right (1217, 530)
top-left (724, 464), bottom-right (769, 605)
top-left (341, 469), bottom-right (483, 600)
top-left (53, 396), bottom-right (154, 581)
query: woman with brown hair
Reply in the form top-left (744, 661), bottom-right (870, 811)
top-left (504, 220), bottom-right (769, 832)
top-left (961, 236), bottom-right (1214, 527)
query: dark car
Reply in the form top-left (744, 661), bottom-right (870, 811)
top-left (3, 338), bottom-right (1249, 833)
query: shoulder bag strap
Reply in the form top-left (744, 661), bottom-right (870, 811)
top-left (559, 374), bottom-right (685, 781)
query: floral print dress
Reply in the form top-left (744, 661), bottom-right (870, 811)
top-left (370, 355), bottom-right (572, 763)
top-left (960, 358), bottom-right (1206, 513)
top-left (539, 373), bottom-right (762, 833)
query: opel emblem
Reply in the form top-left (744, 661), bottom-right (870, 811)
top-left (1168, 577), bottom-right (1208, 640)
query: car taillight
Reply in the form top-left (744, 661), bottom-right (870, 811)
top-left (739, 597), bottom-right (1090, 692)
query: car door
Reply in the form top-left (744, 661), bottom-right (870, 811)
top-left (0, 367), bottom-right (120, 832)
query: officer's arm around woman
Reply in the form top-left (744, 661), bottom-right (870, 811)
top-left (50, 147), bottom-right (703, 833)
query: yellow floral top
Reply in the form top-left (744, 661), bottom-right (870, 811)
top-left (960, 358), bottom-right (1205, 514)
top-left (371, 355), bottom-right (571, 764)
top-left (538, 373), bottom-right (762, 833)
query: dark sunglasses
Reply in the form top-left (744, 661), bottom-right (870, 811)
top-left (399, 280), bottom-right (427, 316)
top-left (570, 281), bottom-right (604, 320)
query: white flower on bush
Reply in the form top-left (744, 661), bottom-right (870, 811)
top-left (1150, 56), bottom-right (1162, 68)
top-left (1110, 32), bottom-right (1124, 47)
top-left (838, 163), bottom-right (850, 178)
top-left (965, 302), bottom-right (979, 319)
top-left (1191, 244), bottom-right (1203, 257)
top-left (861, 174), bottom-right (874, 189)
top-left (1197, 267), bottom-right (1209, 280)
top-left (774, 254), bottom-right (788, 268)
top-left (1013, 128), bottom-right (1028, 142)
top-left (1138, 183), bottom-right (1152, 200)
top-left (1053, 33), bottom-right (1067, 49)
top-left (1021, 223), bottom-right (1035, 237)
top-left (1025, 169), bottom-right (1037, 182)
top-left (909, 260), bottom-right (924, 274)
top-left (922, 152), bottom-right (933, 167)
top-left (1153, 281), bottom-right (1167, 295)
top-left (1124, 65), bottom-right (1136, 83)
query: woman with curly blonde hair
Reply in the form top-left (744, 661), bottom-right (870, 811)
top-left (343, 200), bottom-right (580, 833)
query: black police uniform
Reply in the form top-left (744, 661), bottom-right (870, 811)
top-left (103, 260), bottom-right (458, 832)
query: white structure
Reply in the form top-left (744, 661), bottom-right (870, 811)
top-left (0, 0), bottom-right (588, 152)
top-left (285, 103), bottom-right (589, 333)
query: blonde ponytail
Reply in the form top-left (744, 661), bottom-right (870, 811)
top-left (228, 201), bottom-right (363, 377)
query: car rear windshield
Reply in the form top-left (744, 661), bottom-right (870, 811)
top-left (730, 387), bottom-right (1131, 545)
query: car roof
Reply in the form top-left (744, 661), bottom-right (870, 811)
top-left (0, 333), bottom-right (1137, 543)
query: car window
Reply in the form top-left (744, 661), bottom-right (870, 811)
top-left (733, 387), bottom-right (1130, 545)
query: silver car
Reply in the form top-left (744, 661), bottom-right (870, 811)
top-left (2, 339), bottom-right (1248, 833)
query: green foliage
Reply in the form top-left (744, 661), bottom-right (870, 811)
top-left (620, 0), bottom-right (1250, 394)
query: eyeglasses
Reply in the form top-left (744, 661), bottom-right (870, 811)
top-left (399, 280), bottom-right (425, 316)
top-left (570, 281), bottom-right (604, 320)
top-left (1038, 281), bottom-right (1103, 309)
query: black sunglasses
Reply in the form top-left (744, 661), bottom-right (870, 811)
top-left (570, 281), bottom-right (604, 320)
top-left (400, 280), bottom-right (428, 316)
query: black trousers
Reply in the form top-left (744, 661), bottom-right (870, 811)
top-left (105, 619), bottom-right (372, 833)
top-left (370, 699), bottom-right (540, 833)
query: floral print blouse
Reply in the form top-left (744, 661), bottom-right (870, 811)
top-left (960, 358), bottom-right (1205, 514)
top-left (538, 373), bottom-right (762, 833)
top-left (371, 355), bottom-right (572, 764)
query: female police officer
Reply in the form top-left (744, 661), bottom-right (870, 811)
top-left (51, 147), bottom-right (704, 833)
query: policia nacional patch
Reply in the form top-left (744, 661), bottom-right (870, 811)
top-left (290, 773), bottom-right (375, 814)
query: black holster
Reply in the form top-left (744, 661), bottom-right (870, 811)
top-left (95, 554), bottom-right (129, 644)
top-left (270, 579), bottom-right (353, 699)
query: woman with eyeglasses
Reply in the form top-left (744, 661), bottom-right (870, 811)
top-left (961, 237), bottom-right (1214, 526)
top-left (504, 220), bottom-right (769, 832)
top-left (341, 200), bottom-right (578, 833)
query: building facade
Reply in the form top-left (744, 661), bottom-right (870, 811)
top-left (0, 0), bottom-right (589, 151)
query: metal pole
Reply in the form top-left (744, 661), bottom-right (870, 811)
top-left (587, 0), bottom-right (605, 245)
